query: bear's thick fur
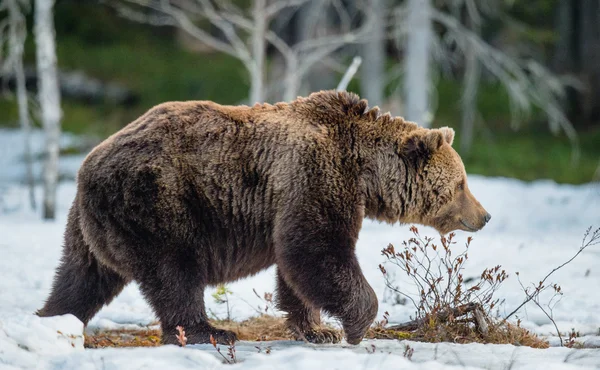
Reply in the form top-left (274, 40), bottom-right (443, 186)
top-left (38, 91), bottom-right (490, 345)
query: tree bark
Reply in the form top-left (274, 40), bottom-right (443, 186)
top-left (579, 0), bottom-right (600, 125)
top-left (7, 0), bottom-right (36, 210)
top-left (404, 0), bottom-right (433, 126)
top-left (283, 55), bottom-right (300, 101)
top-left (553, 0), bottom-right (600, 127)
top-left (460, 10), bottom-right (480, 156)
top-left (360, 0), bottom-right (385, 105)
top-left (552, 0), bottom-right (573, 73)
top-left (250, 0), bottom-right (267, 104)
top-left (34, 0), bottom-right (62, 220)
top-left (295, 0), bottom-right (335, 94)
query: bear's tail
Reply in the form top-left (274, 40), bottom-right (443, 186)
top-left (37, 194), bottom-right (128, 325)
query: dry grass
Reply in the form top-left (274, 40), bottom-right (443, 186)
top-left (85, 315), bottom-right (325, 348)
top-left (212, 316), bottom-right (292, 341)
top-left (84, 315), bottom-right (547, 350)
top-left (376, 227), bottom-right (552, 349)
top-left (410, 319), bottom-right (549, 348)
top-left (364, 316), bottom-right (547, 348)
top-left (365, 326), bottom-right (413, 340)
top-left (85, 328), bottom-right (162, 348)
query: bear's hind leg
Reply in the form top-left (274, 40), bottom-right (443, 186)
top-left (37, 205), bottom-right (129, 324)
top-left (136, 264), bottom-right (237, 345)
top-left (276, 269), bottom-right (342, 344)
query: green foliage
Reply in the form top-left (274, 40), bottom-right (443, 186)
top-left (212, 284), bottom-right (233, 305)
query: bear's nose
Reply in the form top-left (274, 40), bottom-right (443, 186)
top-left (483, 212), bottom-right (492, 224)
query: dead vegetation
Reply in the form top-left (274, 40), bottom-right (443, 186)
top-left (377, 226), bottom-right (600, 348)
top-left (84, 327), bottom-right (162, 348)
top-left (84, 316), bottom-right (332, 348)
top-left (378, 226), bottom-right (548, 348)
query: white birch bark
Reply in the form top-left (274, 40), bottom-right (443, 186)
top-left (283, 55), bottom-right (300, 102)
top-left (460, 8), bottom-right (480, 155)
top-left (250, 0), bottom-right (267, 104)
top-left (34, 0), bottom-right (61, 220)
top-left (404, 0), bottom-right (433, 126)
top-left (360, 0), bottom-right (385, 104)
top-left (5, 0), bottom-right (36, 209)
top-left (460, 42), bottom-right (480, 155)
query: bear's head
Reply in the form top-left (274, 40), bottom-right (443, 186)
top-left (375, 126), bottom-right (491, 235)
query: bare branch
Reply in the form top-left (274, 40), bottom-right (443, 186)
top-left (193, 0), bottom-right (253, 65)
top-left (110, 3), bottom-right (176, 26)
top-left (516, 274), bottom-right (563, 346)
top-left (336, 58), bottom-right (362, 91)
top-left (503, 227), bottom-right (600, 325)
top-left (121, 0), bottom-right (238, 57)
top-left (264, 0), bottom-right (310, 18)
top-left (430, 8), bottom-right (579, 158)
top-left (217, 10), bottom-right (293, 57)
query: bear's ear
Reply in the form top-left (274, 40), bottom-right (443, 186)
top-left (403, 129), bottom-right (445, 158)
top-left (439, 126), bottom-right (455, 146)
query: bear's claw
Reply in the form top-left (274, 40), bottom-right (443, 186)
top-left (297, 328), bottom-right (343, 344)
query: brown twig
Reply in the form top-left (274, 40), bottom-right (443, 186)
top-left (503, 226), bottom-right (600, 324)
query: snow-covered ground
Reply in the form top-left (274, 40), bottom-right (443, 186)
top-left (1, 128), bottom-right (600, 369)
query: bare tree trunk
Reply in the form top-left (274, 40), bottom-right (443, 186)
top-left (404, 0), bottom-right (432, 126)
top-left (34, 0), bottom-right (62, 220)
top-left (461, 49), bottom-right (479, 155)
top-left (250, 0), bottom-right (267, 103)
top-left (283, 55), bottom-right (300, 101)
top-left (552, 0), bottom-right (573, 73)
top-left (360, 0), bottom-right (385, 105)
top-left (15, 38), bottom-right (36, 210)
top-left (7, 0), bottom-right (36, 210)
top-left (296, 0), bottom-right (334, 94)
top-left (460, 12), bottom-right (480, 156)
top-left (579, 0), bottom-right (600, 125)
top-left (552, 0), bottom-right (576, 123)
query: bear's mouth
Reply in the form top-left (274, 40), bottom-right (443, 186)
top-left (460, 219), bottom-right (479, 232)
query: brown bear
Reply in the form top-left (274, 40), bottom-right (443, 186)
top-left (37, 90), bottom-right (490, 345)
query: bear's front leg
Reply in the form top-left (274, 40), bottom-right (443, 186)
top-left (276, 269), bottom-right (343, 343)
top-left (274, 207), bottom-right (378, 345)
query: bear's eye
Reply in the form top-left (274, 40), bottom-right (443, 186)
top-left (457, 183), bottom-right (464, 191)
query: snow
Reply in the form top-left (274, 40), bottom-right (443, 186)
top-left (1, 128), bottom-right (600, 368)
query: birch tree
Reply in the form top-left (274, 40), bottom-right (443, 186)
top-left (250, 0), bottom-right (267, 103)
top-left (116, 0), bottom-right (307, 103)
top-left (271, 3), bottom-right (373, 101)
top-left (114, 0), bottom-right (372, 103)
top-left (403, 0), bottom-right (433, 126)
top-left (34, 0), bottom-right (61, 220)
top-left (0, 0), bottom-right (36, 209)
top-left (360, 0), bottom-right (385, 105)
top-left (456, 0), bottom-right (480, 155)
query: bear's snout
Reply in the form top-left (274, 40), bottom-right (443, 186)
top-left (449, 189), bottom-right (491, 233)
